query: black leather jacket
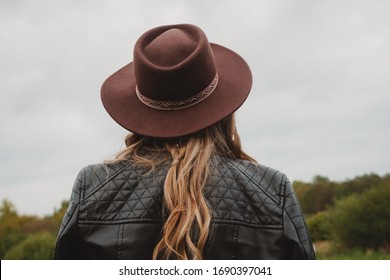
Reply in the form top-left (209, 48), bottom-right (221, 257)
top-left (54, 156), bottom-right (315, 259)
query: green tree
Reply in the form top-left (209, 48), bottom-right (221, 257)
top-left (4, 231), bottom-right (56, 260)
top-left (335, 173), bottom-right (382, 201)
top-left (330, 183), bottom-right (390, 249)
top-left (0, 199), bottom-right (17, 218)
top-left (0, 199), bottom-right (67, 259)
top-left (306, 211), bottom-right (332, 241)
top-left (0, 200), bottom-right (25, 258)
top-left (293, 176), bottom-right (336, 215)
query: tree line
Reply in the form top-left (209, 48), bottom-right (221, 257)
top-left (294, 173), bottom-right (390, 250)
top-left (0, 200), bottom-right (67, 259)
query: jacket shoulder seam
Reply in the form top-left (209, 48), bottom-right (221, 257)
top-left (82, 163), bottom-right (131, 201)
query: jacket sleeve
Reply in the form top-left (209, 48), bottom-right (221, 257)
top-left (282, 175), bottom-right (316, 259)
top-left (54, 167), bottom-right (85, 259)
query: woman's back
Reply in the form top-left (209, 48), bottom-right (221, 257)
top-left (54, 156), bottom-right (315, 259)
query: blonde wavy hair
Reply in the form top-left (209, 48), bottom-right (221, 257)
top-left (113, 114), bottom-right (255, 259)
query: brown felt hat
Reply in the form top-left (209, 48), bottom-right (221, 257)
top-left (101, 24), bottom-right (252, 138)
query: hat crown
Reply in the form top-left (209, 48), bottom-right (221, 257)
top-left (134, 24), bottom-right (217, 102)
top-left (144, 28), bottom-right (197, 67)
top-left (101, 23), bottom-right (252, 138)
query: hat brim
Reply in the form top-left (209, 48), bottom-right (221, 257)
top-left (101, 43), bottom-right (252, 138)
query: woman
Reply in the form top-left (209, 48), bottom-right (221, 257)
top-left (54, 24), bottom-right (315, 260)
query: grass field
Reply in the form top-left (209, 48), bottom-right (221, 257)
top-left (314, 241), bottom-right (390, 260)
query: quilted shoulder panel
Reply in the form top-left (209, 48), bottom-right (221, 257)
top-left (78, 162), bottom-right (166, 224)
top-left (205, 157), bottom-right (284, 228)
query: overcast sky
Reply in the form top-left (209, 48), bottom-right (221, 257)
top-left (1, 0), bottom-right (389, 216)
